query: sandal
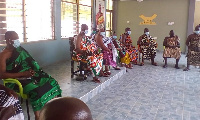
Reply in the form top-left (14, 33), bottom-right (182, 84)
top-left (163, 65), bottom-right (167, 68)
top-left (152, 62), bottom-right (157, 66)
top-left (114, 67), bottom-right (121, 70)
top-left (104, 71), bottom-right (111, 75)
top-left (93, 78), bottom-right (101, 83)
top-left (139, 62), bottom-right (144, 66)
top-left (183, 67), bottom-right (190, 71)
top-left (99, 72), bottom-right (109, 77)
top-left (126, 64), bottom-right (133, 69)
top-left (175, 65), bottom-right (180, 69)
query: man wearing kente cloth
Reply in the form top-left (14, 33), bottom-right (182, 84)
top-left (0, 31), bottom-right (62, 120)
top-left (184, 26), bottom-right (200, 71)
top-left (73, 24), bottom-right (104, 83)
top-left (100, 30), bottom-right (121, 75)
top-left (137, 28), bottom-right (157, 66)
top-left (163, 30), bottom-right (181, 69)
top-left (121, 27), bottom-right (138, 69)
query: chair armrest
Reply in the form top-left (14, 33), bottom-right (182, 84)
top-left (2, 78), bottom-right (25, 98)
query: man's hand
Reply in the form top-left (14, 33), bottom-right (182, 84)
top-left (107, 49), bottom-right (111, 53)
top-left (0, 105), bottom-right (17, 120)
top-left (23, 69), bottom-right (35, 77)
top-left (4, 87), bottom-right (18, 99)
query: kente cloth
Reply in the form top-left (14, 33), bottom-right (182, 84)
top-left (72, 36), bottom-right (103, 76)
top-left (0, 90), bottom-right (24, 120)
top-left (5, 46), bottom-right (62, 112)
top-left (140, 35), bottom-right (157, 60)
top-left (102, 37), bottom-right (117, 67)
top-left (121, 34), bottom-right (138, 62)
top-left (163, 36), bottom-right (181, 59)
top-left (186, 34), bottom-right (200, 66)
top-left (120, 52), bottom-right (131, 65)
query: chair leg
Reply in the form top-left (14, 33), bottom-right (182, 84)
top-left (26, 99), bottom-right (30, 120)
top-left (71, 60), bottom-right (74, 78)
top-left (21, 97), bottom-right (23, 104)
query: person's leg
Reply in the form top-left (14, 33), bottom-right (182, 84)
top-left (140, 54), bottom-right (144, 66)
top-left (104, 65), bottom-right (111, 75)
top-left (151, 55), bottom-right (157, 66)
top-left (99, 68), bottom-right (109, 77)
top-left (175, 59), bottom-right (180, 69)
top-left (163, 57), bottom-right (167, 68)
top-left (34, 111), bottom-right (40, 120)
top-left (183, 59), bottom-right (190, 71)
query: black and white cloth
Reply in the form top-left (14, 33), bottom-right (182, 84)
top-left (0, 90), bottom-right (24, 120)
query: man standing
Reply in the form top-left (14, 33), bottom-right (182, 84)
top-left (163, 30), bottom-right (181, 69)
top-left (137, 28), bottom-right (157, 66)
top-left (184, 26), bottom-right (200, 71)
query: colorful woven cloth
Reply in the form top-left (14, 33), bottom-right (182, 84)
top-left (163, 36), bottom-right (181, 59)
top-left (5, 46), bottom-right (62, 111)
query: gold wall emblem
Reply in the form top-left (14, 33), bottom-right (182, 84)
top-left (139, 14), bottom-right (157, 25)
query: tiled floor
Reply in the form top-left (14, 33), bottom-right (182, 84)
top-left (86, 52), bottom-right (200, 120)
top-left (6, 52), bottom-right (200, 120)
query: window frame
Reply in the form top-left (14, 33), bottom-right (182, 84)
top-left (0, 0), bottom-right (55, 44)
top-left (61, 0), bottom-right (92, 39)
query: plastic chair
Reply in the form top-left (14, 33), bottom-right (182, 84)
top-left (3, 78), bottom-right (30, 120)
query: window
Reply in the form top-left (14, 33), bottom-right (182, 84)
top-left (0, 0), bottom-right (54, 44)
top-left (61, 0), bottom-right (92, 38)
top-left (106, 0), bottom-right (113, 10)
top-left (106, 0), bottom-right (113, 37)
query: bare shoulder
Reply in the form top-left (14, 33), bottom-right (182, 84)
top-left (0, 49), bottom-right (12, 61)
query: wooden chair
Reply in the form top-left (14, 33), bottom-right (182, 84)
top-left (69, 36), bottom-right (88, 81)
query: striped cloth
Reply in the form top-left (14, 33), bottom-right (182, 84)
top-left (0, 90), bottom-right (24, 120)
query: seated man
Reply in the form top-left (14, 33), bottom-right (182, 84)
top-left (0, 31), bottom-right (62, 120)
top-left (110, 32), bottom-right (121, 70)
top-left (96, 27), bottom-right (120, 75)
top-left (163, 30), bottom-right (181, 68)
top-left (184, 26), bottom-right (200, 71)
top-left (73, 24), bottom-right (104, 83)
top-left (0, 84), bottom-right (24, 120)
top-left (137, 28), bottom-right (157, 66)
top-left (95, 25), bottom-right (111, 76)
top-left (120, 27), bottom-right (138, 69)
top-left (39, 97), bottom-right (93, 120)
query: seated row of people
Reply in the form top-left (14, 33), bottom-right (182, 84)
top-left (72, 24), bottom-right (121, 83)
top-left (118, 25), bottom-right (200, 71)
top-left (73, 23), bottom-right (200, 80)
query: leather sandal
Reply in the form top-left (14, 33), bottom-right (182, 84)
top-left (163, 65), bottom-right (167, 68)
top-left (183, 67), bottom-right (190, 71)
top-left (175, 65), bottom-right (180, 69)
top-left (104, 71), bottom-right (111, 75)
top-left (93, 78), bottom-right (101, 83)
top-left (114, 67), bottom-right (121, 70)
top-left (99, 72), bottom-right (109, 77)
top-left (152, 62), bottom-right (157, 66)
top-left (139, 62), bottom-right (144, 66)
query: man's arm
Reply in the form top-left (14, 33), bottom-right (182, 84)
top-left (75, 34), bottom-right (85, 54)
top-left (121, 34), bottom-right (126, 45)
top-left (186, 35), bottom-right (191, 46)
top-left (176, 36), bottom-right (180, 48)
top-left (0, 52), bottom-right (34, 79)
top-left (163, 37), bottom-right (168, 47)
top-left (96, 35), bottom-right (110, 52)
top-left (0, 105), bottom-right (17, 120)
